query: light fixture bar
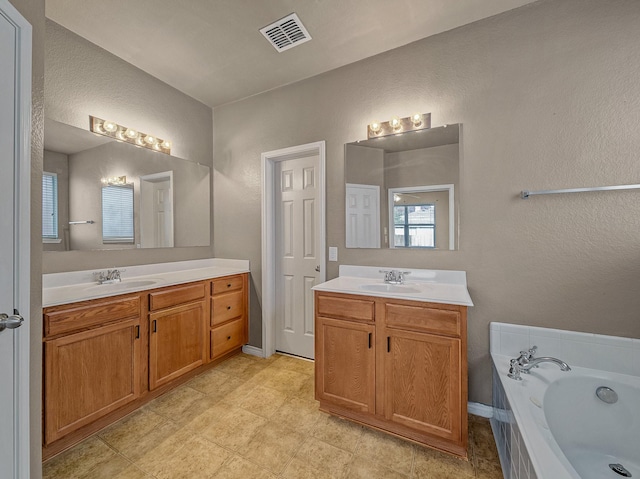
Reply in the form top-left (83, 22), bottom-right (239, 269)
top-left (367, 113), bottom-right (431, 139)
top-left (89, 116), bottom-right (172, 154)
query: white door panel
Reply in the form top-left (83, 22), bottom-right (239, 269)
top-left (275, 156), bottom-right (320, 358)
top-left (345, 184), bottom-right (380, 248)
top-left (0, 1), bottom-right (31, 477)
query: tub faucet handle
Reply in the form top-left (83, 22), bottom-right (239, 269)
top-left (508, 359), bottom-right (522, 381)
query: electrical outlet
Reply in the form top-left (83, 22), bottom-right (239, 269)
top-left (328, 247), bottom-right (338, 262)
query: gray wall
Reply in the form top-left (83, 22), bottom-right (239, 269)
top-left (43, 19), bottom-right (214, 273)
top-left (213, 0), bottom-right (640, 405)
top-left (10, 0), bottom-right (44, 475)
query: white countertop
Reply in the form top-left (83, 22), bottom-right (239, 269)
top-left (312, 265), bottom-right (473, 306)
top-left (43, 258), bottom-right (250, 307)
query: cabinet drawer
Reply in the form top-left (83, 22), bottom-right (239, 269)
top-left (385, 303), bottom-right (460, 337)
top-left (44, 295), bottom-right (141, 337)
top-left (149, 282), bottom-right (206, 311)
top-left (211, 318), bottom-right (246, 359)
top-left (316, 294), bottom-right (375, 322)
top-left (211, 290), bottom-right (244, 326)
top-left (212, 275), bottom-right (244, 295)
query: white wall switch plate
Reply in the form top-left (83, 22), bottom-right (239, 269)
top-left (328, 247), bottom-right (338, 262)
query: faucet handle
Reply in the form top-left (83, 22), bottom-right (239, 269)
top-left (508, 359), bottom-right (522, 381)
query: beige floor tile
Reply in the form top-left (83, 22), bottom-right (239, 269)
top-left (173, 399), bottom-right (233, 435)
top-left (43, 436), bottom-right (116, 479)
top-left (236, 421), bottom-right (306, 474)
top-left (214, 354), bottom-right (261, 375)
top-left (236, 384), bottom-right (288, 418)
top-left (294, 437), bottom-right (353, 479)
top-left (270, 354), bottom-right (315, 375)
top-left (475, 457), bottom-right (505, 479)
top-left (344, 455), bottom-right (409, 479)
top-left (98, 407), bottom-right (167, 450)
top-left (199, 406), bottom-right (267, 451)
top-left (292, 375), bottom-right (316, 400)
top-left (113, 420), bottom-right (189, 462)
top-left (212, 455), bottom-right (277, 479)
top-left (281, 457), bottom-right (337, 479)
top-left (248, 366), bottom-right (310, 394)
top-left (312, 414), bottom-right (364, 452)
top-left (355, 428), bottom-right (415, 476)
top-left (412, 446), bottom-right (475, 479)
top-left (165, 393), bottom-right (223, 428)
top-left (187, 367), bottom-right (248, 400)
top-left (270, 396), bottom-right (322, 434)
top-left (146, 384), bottom-right (205, 419)
top-left (136, 435), bottom-right (230, 479)
top-left (470, 421), bottom-right (500, 463)
top-left (80, 454), bottom-right (151, 479)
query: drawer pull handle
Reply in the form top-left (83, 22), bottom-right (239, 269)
top-left (227, 283), bottom-right (232, 288)
top-left (152, 320), bottom-right (157, 333)
top-left (387, 336), bottom-right (390, 353)
top-left (135, 325), bottom-right (140, 339)
top-left (227, 335), bottom-right (231, 340)
top-left (368, 332), bottom-right (372, 349)
top-left (227, 306), bottom-right (231, 310)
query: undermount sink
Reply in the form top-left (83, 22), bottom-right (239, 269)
top-left (84, 279), bottom-right (160, 292)
top-left (359, 283), bottom-right (422, 294)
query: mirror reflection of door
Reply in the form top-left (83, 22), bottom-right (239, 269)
top-left (345, 183), bottom-right (381, 248)
top-left (140, 171), bottom-right (174, 248)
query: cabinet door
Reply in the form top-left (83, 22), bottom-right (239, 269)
top-left (44, 319), bottom-right (141, 444)
top-left (315, 317), bottom-right (375, 414)
top-left (383, 329), bottom-right (462, 443)
top-left (149, 301), bottom-right (206, 390)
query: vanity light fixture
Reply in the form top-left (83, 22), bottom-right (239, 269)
top-left (367, 112), bottom-right (431, 139)
top-left (90, 116), bottom-right (172, 154)
top-left (101, 175), bottom-right (127, 186)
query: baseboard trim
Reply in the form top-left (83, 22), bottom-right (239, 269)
top-left (468, 401), bottom-right (493, 418)
top-left (242, 345), bottom-right (264, 358)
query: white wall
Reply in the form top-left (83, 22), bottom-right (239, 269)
top-left (213, 0), bottom-right (640, 404)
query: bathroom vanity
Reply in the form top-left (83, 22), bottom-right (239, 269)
top-left (313, 266), bottom-right (473, 458)
top-left (42, 259), bottom-right (249, 458)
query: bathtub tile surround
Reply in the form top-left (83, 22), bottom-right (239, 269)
top-left (43, 353), bottom-right (502, 478)
top-left (490, 322), bottom-right (640, 479)
top-left (490, 322), bottom-right (640, 376)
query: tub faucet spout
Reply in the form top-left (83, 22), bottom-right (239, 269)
top-left (508, 357), bottom-right (571, 381)
top-left (521, 357), bottom-right (571, 372)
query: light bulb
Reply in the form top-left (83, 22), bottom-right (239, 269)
top-left (136, 136), bottom-right (145, 146)
top-left (103, 121), bottom-right (118, 133)
top-left (161, 139), bottom-right (172, 149)
top-left (390, 116), bottom-right (402, 130)
top-left (144, 135), bottom-right (156, 145)
top-left (410, 113), bottom-right (422, 127)
top-left (369, 121), bottom-right (382, 134)
top-left (125, 128), bottom-right (138, 139)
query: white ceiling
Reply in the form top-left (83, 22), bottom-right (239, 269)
top-left (46, 0), bottom-right (537, 108)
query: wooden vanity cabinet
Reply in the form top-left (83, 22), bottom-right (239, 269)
top-left (148, 282), bottom-right (207, 390)
top-left (43, 294), bottom-right (144, 445)
top-left (209, 274), bottom-right (248, 360)
top-left (314, 291), bottom-right (468, 458)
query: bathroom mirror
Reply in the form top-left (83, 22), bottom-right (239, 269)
top-left (43, 119), bottom-right (211, 251)
top-left (345, 124), bottom-right (460, 250)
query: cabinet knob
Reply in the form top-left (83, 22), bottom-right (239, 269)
top-left (227, 306), bottom-right (231, 310)
top-left (227, 335), bottom-right (231, 340)
top-left (227, 283), bottom-right (231, 288)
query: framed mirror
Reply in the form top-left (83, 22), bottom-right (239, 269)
top-left (43, 119), bottom-right (211, 251)
top-left (345, 124), bottom-right (460, 250)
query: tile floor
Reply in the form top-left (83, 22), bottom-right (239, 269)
top-left (43, 353), bottom-right (504, 479)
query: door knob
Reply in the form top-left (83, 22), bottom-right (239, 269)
top-left (315, 265), bottom-right (320, 272)
top-left (0, 310), bottom-right (24, 332)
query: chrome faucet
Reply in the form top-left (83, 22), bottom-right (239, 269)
top-left (508, 356), bottom-right (571, 381)
top-left (94, 268), bottom-right (123, 284)
top-left (379, 270), bottom-right (411, 284)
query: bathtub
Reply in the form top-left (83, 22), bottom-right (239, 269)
top-left (490, 323), bottom-right (640, 479)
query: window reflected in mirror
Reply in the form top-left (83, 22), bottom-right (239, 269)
top-left (101, 184), bottom-right (134, 244)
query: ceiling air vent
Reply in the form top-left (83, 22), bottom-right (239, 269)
top-left (260, 13), bottom-right (311, 53)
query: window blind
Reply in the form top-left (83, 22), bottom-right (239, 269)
top-left (102, 184), bottom-right (134, 243)
top-left (42, 172), bottom-right (58, 239)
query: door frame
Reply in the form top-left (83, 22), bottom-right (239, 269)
top-left (1, 0), bottom-right (32, 477)
top-left (261, 141), bottom-right (326, 358)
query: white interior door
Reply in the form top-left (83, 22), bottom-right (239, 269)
top-left (274, 155), bottom-right (320, 359)
top-left (140, 171), bottom-right (174, 248)
top-left (0, 2), bottom-right (31, 478)
top-left (345, 183), bottom-right (380, 248)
